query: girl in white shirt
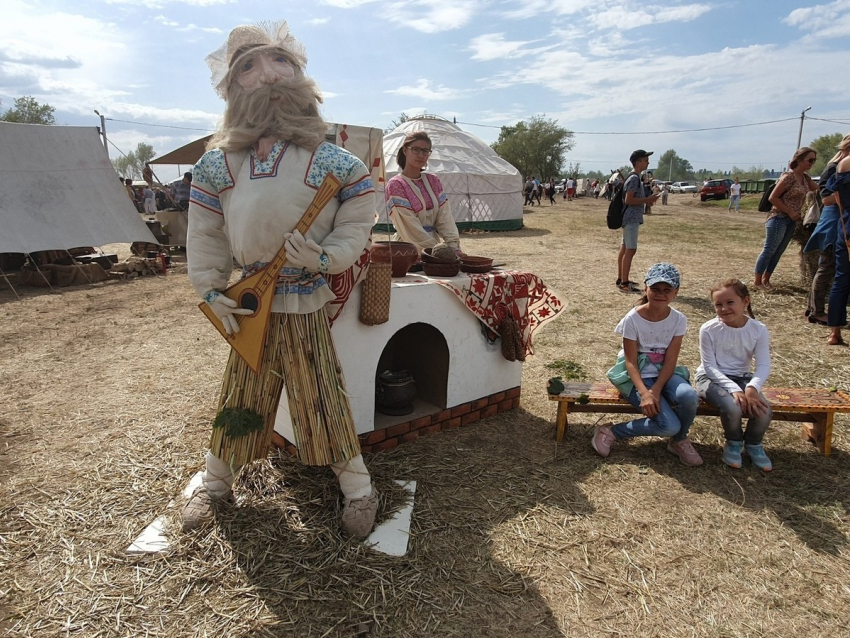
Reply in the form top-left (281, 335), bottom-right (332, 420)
top-left (593, 263), bottom-right (702, 465)
top-left (695, 279), bottom-right (773, 471)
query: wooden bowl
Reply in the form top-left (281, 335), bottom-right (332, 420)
top-left (459, 255), bottom-right (493, 273)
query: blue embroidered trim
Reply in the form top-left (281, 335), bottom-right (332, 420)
top-left (317, 253), bottom-right (330, 273)
top-left (249, 141), bottom-right (288, 179)
top-left (240, 262), bottom-right (328, 296)
top-left (339, 177), bottom-right (374, 202)
top-left (306, 142), bottom-right (362, 189)
top-left (195, 149), bottom-right (234, 192)
top-left (190, 186), bottom-right (222, 213)
top-left (203, 290), bottom-right (220, 304)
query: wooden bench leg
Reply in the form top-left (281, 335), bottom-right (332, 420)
top-left (801, 412), bottom-right (833, 456)
top-left (556, 402), bottom-right (570, 443)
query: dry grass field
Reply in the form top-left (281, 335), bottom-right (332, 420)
top-left (2, 193), bottom-right (850, 637)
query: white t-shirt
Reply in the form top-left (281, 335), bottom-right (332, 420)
top-left (730, 183), bottom-right (742, 197)
top-left (615, 307), bottom-right (688, 378)
top-left (696, 317), bottom-right (771, 393)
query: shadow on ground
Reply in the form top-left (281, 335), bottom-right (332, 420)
top-left (199, 410), bottom-right (593, 637)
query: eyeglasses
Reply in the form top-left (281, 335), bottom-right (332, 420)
top-left (407, 147), bottom-right (432, 156)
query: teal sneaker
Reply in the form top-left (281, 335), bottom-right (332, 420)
top-left (745, 444), bottom-right (772, 472)
top-left (721, 441), bottom-right (743, 468)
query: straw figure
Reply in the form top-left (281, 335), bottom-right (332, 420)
top-left (184, 21), bottom-right (379, 538)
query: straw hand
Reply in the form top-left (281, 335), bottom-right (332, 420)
top-left (284, 230), bottom-right (324, 271)
top-left (204, 290), bottom-right (252, 335)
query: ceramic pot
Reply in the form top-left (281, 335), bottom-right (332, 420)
top-left (375, 370), bottom-right (416, 416)
top-left (371, 241), bottom-right (419, 277)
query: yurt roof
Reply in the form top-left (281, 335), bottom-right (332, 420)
top-left (383, 115), bottom-right (520, 178)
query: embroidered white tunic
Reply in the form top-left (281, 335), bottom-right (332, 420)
top-left (188, 140), bottom-right (375, 314)
top-left (384, 172), bottom-right (459, 252)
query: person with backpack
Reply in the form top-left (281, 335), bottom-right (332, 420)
top-left (616, 150), bottom-right (660, 293)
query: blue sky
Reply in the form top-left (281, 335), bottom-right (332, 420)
top-left (1, 0), bottom-right (848, 181)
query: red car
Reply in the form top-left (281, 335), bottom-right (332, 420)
top-left (699, 179), bottom-right (732, 201)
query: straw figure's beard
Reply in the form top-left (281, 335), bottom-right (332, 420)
top-left (208, 76), bottom-right (328, 153)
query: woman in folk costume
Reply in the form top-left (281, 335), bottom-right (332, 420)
top-left (385, 131), bottom-right (464, 256)
top-left (183, 20), bottom-right (379, 538)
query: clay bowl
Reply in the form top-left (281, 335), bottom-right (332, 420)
top-left (421, 247), bottom-right (459, 265)
top-left (422, 260), bottom-right (461, 277)
top-left (459, 255), bottom-right (494, 274)
top-left (370, 241), bottom-right (419, 277)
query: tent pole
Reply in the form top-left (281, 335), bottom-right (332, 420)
top-left (64, 250), bottom-right (97, 286)
top-left (26, 254), bottom-right (57, 293)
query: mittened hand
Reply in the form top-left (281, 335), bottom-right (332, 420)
top-left (284, 230), bottom-right (324, 270)
top-left (204, 291), bottom-right (252, 335)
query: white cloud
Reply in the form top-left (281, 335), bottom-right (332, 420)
top-left (307, 17), bottom-right (331, 25)
top-left (106, 0), bottom-right (230, 7)
top-left (468, 33), bottom-right (538, 61)
top-left (383, 0), bottom-right (480, 33)
top-left (589, 3), bottom-right (712, 31)
top-left (320, 0), bottom-right (381, 7)
top-left (502, 0), bottom-right (598, 20)
top-left (784, 0), bottom-right (850, 38)
top-left (385, 78), bottom-right (466, 100)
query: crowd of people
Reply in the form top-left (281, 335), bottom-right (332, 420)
top-left (119, 170), bottom-right (193, 214)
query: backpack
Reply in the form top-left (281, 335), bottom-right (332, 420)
top-left (606, 173), bottom-right (634, 230)
top-left (758, 180), bottom-right (778, 212)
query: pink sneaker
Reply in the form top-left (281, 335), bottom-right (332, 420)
top-left (592, 424), bottom-right (617, 458)
top-left (667, 438), bottom-right (703, 466)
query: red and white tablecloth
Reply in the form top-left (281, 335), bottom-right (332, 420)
top-left (401, 269), bottom-right (564, 358)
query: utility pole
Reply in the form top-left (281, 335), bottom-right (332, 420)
top-left (668, 155), bottom-right (674, 181)
top-left (796, 106), bottom-right (811, 150)
top-left (94, 109), bottom-right (109, 160)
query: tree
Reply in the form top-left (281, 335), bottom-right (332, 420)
top-left (0, 96), bottom-right (56, 125)
top-left (112, 142), bottom-right (157, 181)
top-left (563, 161), bottom-right (582, 178)
top-left (491, 115), bottom-right (574, 179)
top-left (809, 132), bottom-right (843, 178)
top-left (654, 149), bottom-right (693, 182)
top-left (729, 165), bottom-right (766, 181)
top-left (385, 112), bottom-right (411, 134)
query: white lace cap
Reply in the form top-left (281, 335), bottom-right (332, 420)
top-left (205, 20), bottom-right (308, 98)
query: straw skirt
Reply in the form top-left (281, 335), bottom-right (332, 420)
top-left (210, 310), bottom-right (360, 467)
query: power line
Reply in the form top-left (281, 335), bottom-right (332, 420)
top-left (808, 116), bottom-right (850, 126)
top-left (105, 117), bottom-right (213, 132)
top-left (455, 116), bottom-right (799, 135)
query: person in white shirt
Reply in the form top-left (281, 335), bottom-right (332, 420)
top-left (592, 263), bottom-right (702, 465)
top-left (695, 278), bottom-right (773, 471)
top-left (729, 177), bottom-right (742, 212)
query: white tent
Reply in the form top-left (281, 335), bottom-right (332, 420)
top-left (0, 122), bottom-right (156, 254)
top-left (379, 115), bottom-right (523, 232)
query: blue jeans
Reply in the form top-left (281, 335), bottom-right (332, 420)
top-left (611, 375), bottom-right (699, 442)
top-left (729, 195), bottom-right (740, 212)
top-left (828, 227), bottom-right (850, 328)
top-left (695, 373), bottom-right (772, 444)
top-left (754, 215), bottom-right (796, 275)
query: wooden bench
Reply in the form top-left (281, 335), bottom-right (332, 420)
top-left (548, 382), bottom-right (850, 456)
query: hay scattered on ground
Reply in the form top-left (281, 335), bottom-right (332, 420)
top-left (2, 196), bottom-right (850, 637)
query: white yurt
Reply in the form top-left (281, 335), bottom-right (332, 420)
top-left (378, 115), bottom-right (523, 232)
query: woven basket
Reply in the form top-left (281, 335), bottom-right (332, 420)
top-left (422, 261), bottom-right (460, 277)
top-left (359, 262), bottom-right (392, 325)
